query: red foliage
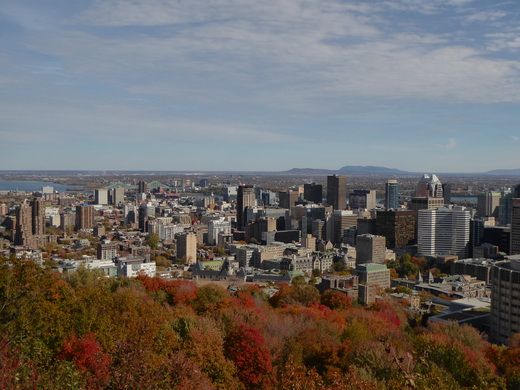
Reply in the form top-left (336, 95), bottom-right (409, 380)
top-left (224, 324), bottom-right (273, 387)
top-left (320, 289), bottom-right (353, 310)
top-left (136, 275), bottom-right (198, 305)
top-left (58, 333), bottom-right (110, 389)
top-left (370, 301), bottom-right (401, 328)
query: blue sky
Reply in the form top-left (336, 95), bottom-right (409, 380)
top-left (1, 0), bottom-right (519, 172)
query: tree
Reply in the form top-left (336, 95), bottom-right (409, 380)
top-left (58, 333), bottom-right (111, 389)
top-left (321, 289), bottom-right (353, 310)
top-left (146, 233), bottom-right (160, 250)
top-left (224, 324), bottom-right (272, 387)
top-left (291, 275), bottom-right (306, 285)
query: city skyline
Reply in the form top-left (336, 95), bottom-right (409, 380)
top-left (2, 1), bottom-right (520, 172)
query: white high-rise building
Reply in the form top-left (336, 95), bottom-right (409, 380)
top-left (95, 189), bottom-right (109, 205)
top-left (208, 219), bottom-right (232, 245)
top-left (418, 206), bottom-right (470, 258)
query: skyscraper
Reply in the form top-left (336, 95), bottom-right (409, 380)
top-left (356, 234), bottom-right (386, 264)
top-left (376, 210), bottom-right (416, 249)
top-left (278, 189), bottom-right (299, 209)
top-left (385, 180), bottom-right (399, 210)
top-left (177, 232), bottom-right (197, 264)
top-left (511, 198), bottom-right (520, 255)
top-left (349, 189), bottom-right (376, 210)
top-left (237, 185), bottom-right (256, 230)
top-left (416, 174), bottom-right (443, 198)
top-left (15, 200), bottom-right (32, 246)
top-left (417, 207), bottom-right (470, 258)
top-left (138, 180), bottom-right (148, 194)
top-left (95, 189), bottom-right (109, 205)
top-left (327, 175), bottom-right (346, 210)
top-left (75, 204), bottom-right (94, 231)
top-left (110, 187), bottom-right (125, 205)
top-left (477, 191), bottom-right (501, 218)
top-left (490, 259), bottom-right (520, 345)
top-left (303, 183), bottom-right (323, 204)
top-left (31, 197), bottom-right (45, 235)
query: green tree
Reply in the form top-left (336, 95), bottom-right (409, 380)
top-left (146, 233), bottom-right (160, 250)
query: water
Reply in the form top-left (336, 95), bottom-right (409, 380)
top-left (0, 179), bottom-right (82, 193)
top-left (451, 196), bottom-right (478, 204)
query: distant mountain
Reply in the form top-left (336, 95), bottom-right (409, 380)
top-left (338, 165), bottom-right (412, 175)
top-left (485, 169), bottom-right (520, 176)
top-left (279, 168), bottom-right (336, 175)
top-left (279, 166), bottom-right (415, 176)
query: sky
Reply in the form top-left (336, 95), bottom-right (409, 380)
top-left (1, 0), bottom-right (520, 173)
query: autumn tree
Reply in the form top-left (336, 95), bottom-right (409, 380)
top-left (320, 289), bottom-right (353, 311)
top-left (58, 333), bottom-right (111, 389)
top-left (224, 323), bottom-right (272, 387)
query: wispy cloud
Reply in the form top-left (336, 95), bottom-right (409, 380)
top-left (446, 138), bottom-right (457, 149)
top-left (1, 0), bottom-right (520, 171)
top-left (512, 135), bottom-right (519, 142)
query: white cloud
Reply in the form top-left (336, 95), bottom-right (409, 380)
top-left (15, 0), bottom-right (516, 109)
top-left (446, 138), bottom-right (457, 149)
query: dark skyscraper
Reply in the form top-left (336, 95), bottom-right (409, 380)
top-left (512, 198), bottom-right (520, 255)
top-left (304, 183), bottom-right (323, 204)
top-left (15, 200), bottom-right (32, 246)
top-left (385, 180), bottom-right (399, 210)
top-left (138, 180), bottom-right (148, 194)
top-left (75, 204), bottom-right (94, 231)
top-left (237, 185), bottom-right (256, 230)
top-left (279, 189), bottom-right (299, 209)
top-left (327, 175), bottom-right (346, 210)
top-left (31, 197), bottom-right (45, 235)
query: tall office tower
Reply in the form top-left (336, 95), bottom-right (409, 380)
top-left (95, 189), bottom-right (109, 205)
top-left (75, 204), bottom-right (94, 231)
top-left (499, 190), bottom-right (513, 226)
top-left (304, 183), bottom-right (323, 204)
top-left (327, 175), bottom-right (346, 210)
top-left (15, 201), bottom-right (32, 245)
top-left (139, 203), bottom-right (155, 232)
top-left (97, 239), bottom-right (117, 261)
top-left (208, 219), bottom-right (232, 245)
top-left (484, 226), bottom-right (511, 255)
top-left (356, 234), bottom-right (386, 264)
top-left (332, 210), bottom-right (357, 244)
top-left (469, 218), bottom-right (485, 257)
top-left (312, 219), bottom-right (326, 241)
top-left (110, 187), bottom-right (125, 205)
top-left (417, 207), bottom-right (470, 258)
top-left (411, 173), bottom-right (445, 211)
top-left (223, 186), bottom-right (238, 202)
top-left (138, 180), bottom-right (148, 194)
top-left (177, 232), bottom-right (197, 264)
top-left (477, 191), bottom-right (501, 218)
top-left (279, 189), bottom-right (299, 209)
top-left (416, 174), bottom-right (443, 198)
top-left (349, 189), bottom-right (377, 210)
top-left (385, 180), bottom-right (399, 210)
top-left (376, 210), bottom-right (416, 249)
top-left (237, 185), bottom-right (256, 230)
top-left (511, 198), bottom-right (520, 255)
top-left (442, 183), bottom-right (452, 204)
top-left (31, 197), bottom-right (45, 235)
top-left (60, 212), bottom-right (76, 231)
top-left (513, 184), bottom-right (520, 198)
top-left (490, 259), bottom-right (520, 345)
